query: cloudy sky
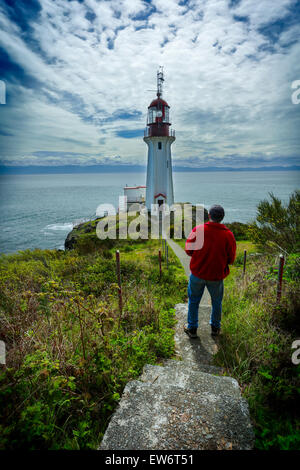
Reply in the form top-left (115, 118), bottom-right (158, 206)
top-left (0, 0), bottom-right (300, 169)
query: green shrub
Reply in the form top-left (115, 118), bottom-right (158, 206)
top-left (248, 190), bottom-right (300, 253)
top-left (0, 239), bottom-right (186, 449)
top-left (226, 222), bottom-right (250, 241)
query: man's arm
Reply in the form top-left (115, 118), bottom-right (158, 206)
top-left (227, 232), bottom-right (236, 264)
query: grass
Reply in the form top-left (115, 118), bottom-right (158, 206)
top-left (0, 238), bottom-right (187, 449)
top-left (215, 248), bottom-right (300, 450)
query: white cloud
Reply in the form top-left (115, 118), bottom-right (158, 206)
top-left (0, 0), bottom-right (299, 167)
top-left (232, 0), bottom-right (296, 27)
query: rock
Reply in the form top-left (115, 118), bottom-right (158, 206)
top-left (99, 372), bottom-right (254, 450)
top-left (140, 362), bottom-right (239, 398)
top-left (64, 233), bottom-right (76, 250)
top-left (64, 219), bottom-right (100, 250)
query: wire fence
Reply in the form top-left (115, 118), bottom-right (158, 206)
top-left (115, 245), bottom-right (286, 310)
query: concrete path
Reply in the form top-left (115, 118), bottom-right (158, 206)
top-left (166, 239), bottom-right (191, 277)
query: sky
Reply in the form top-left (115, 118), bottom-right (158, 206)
top-left (0, 0), bottom-right (300, 169)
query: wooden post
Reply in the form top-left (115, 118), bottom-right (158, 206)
top-left (276, 254), bottom-right (285, 303)
top-left (243, 249), bottom-right (247, 277)
top-left (159, 250), bottom-right (162, 278)
top-left (116, 250), bottom-right (123, 314)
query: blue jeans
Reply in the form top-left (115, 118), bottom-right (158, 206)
top-left (187, 273), bottom-right (224, 330)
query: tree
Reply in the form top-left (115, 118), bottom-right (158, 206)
top-left (249, 190), bottom-right (300, 253)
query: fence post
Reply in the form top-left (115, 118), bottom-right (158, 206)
top-left (276, 254), bottom-right (285, 303)
top-left (243, 249), bottom-right (247, 277)
top-left (116, 250), bottom-right (123, 315)
top-left (159, 250), bottom-right (162, 278)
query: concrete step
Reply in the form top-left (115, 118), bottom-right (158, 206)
top-left (99, 378), bottom-right (254, 450)
top-left (140, 362), bottom-right (241, 399)
top-left (163, 358), bottom-right (224, 376)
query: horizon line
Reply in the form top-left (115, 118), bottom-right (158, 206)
top-left (0, 164), bottom-right (299, 175)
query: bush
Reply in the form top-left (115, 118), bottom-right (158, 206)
top-left (226, 222), bottom-right (250, 241)
top-left (248, 190), bottom-right (300, 253)
top-left (0, 239), bottom-right (186, 449)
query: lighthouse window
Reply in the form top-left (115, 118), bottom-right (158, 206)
top-left (148, 109), bottom-right (153, 124)
top-left (148, 107), bottom-right (157, 124)
top-left (158, 142), bottom-right (162, 150)
top-left (163, 107), bottom-right (169, 123)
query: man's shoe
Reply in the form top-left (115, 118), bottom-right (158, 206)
top-left (211, 326), bottom-right (220, 336)
top-left (184, 326), bottom-right (198, 339)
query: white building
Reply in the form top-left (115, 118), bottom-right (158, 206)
top-left (144, 67), bottom-right (175, 210)
top-left (123, 185), bottom-right (146, 204)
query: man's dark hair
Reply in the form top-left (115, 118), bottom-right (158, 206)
top-left (209, 205), bottom-right (225, 222)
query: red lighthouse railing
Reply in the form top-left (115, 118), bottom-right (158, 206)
top-left (144, 128), bottom-right (175, 138)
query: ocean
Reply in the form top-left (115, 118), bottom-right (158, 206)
top-left (0, 171), bottom-right (299, 254)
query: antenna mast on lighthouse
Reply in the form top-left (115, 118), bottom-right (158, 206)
top-left (157, 66), bottom-right (164, 98)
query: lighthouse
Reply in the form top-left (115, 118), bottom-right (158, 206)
top-left (144, 67), bottom-right (175, 211)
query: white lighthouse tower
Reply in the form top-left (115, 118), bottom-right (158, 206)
top-left (144, 67), bottom-right (175, 211)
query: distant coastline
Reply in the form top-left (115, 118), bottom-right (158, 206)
top-left (0, 165), bottom-right (299, 175)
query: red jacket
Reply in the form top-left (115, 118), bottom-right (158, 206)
top-left (185, 222), bottom-right (236, 281)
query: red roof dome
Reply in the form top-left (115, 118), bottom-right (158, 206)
top-left (148, 97), bottom-right (169, 108)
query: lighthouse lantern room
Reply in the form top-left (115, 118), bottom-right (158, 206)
top-left (144, 67), bottom-right (175, 210)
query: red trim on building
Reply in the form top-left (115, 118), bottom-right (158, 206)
top-left (124, 186), bottom-right (146, 190)
top-left (154, 193), bottom-right (166, 199)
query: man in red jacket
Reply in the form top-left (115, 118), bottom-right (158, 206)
top-left (184, 205), bottom-right (236, 338)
